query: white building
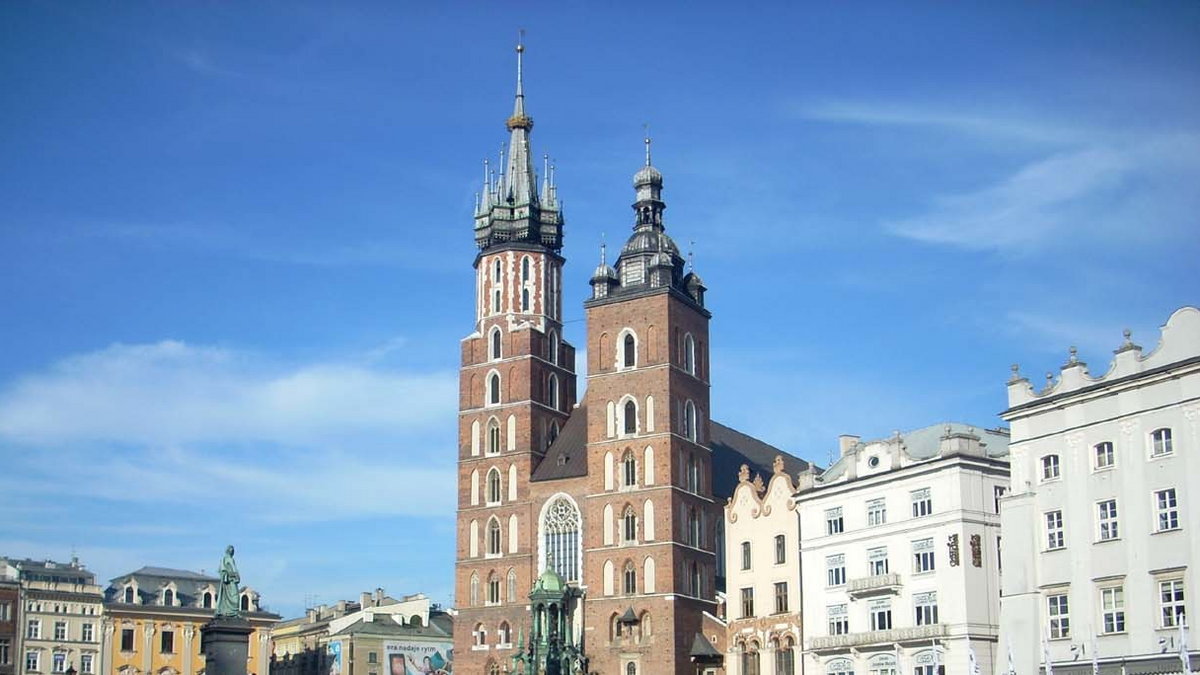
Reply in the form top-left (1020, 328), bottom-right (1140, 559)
top-left (797, 424), bottom-right (1010, 675)
top-left (998, 306), bottom-right (1200, 674)
top-left (724, 457), bottom-right (802, 675)
top-left (0, 558), bottom-right (105, 675)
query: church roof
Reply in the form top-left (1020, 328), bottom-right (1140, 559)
top-left (530, 405), bottom-right (812, 500)
top-left (689, 632), bottom-right (722, 658)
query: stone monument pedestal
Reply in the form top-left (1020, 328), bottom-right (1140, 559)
top-left (200, 617), bottom-right (253, 675)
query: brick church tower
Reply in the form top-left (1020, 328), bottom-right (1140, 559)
top-left (453, 40), bottom-right (578, 674)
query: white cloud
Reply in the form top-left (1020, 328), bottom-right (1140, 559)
top-left (796, 99), bottom-right (1082, 145)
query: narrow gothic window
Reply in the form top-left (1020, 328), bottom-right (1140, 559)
top-left (506, 570), bottom-right (516, 602)
top-left (493, 259), bottom-right (501, 282)
top-left (490, 328), bottom-right (501, 360)
top-left (470, 575), bottom-right (479, 606)
top-left (623, 506), bottom-right (637, 542)
top-left (623, 562), bottom-right (637, 594)
top-left (202, 592), bottom-right (212, 609)
top-left (548, 373), bottom-right (560, 410)
top-left (521, 257), bottom-right (530, 282)
top-left (683, 333), bottom-right (696, 375)
top-left (548, 330), bottom-right (559, 365)
top-left (683, 400), bottom-right (697, 441)
top-left (488, 420), bottom-right (501, 455)
top-left (487, 469), bottom-right (502, 504)
top-left (624, 400), bottom-right (637, 435)
top-left (488, 518), bottom-right (501, 555)
top-left (488, 373), bottom-right (500, 405)
top-left (623, 450), bottom-right (637, 487)
top-left (521, 288), bottom-right (530, 311)
top-left (623, 333), bottom-right (636, 368)
top-left (492, 288), bottom-right (501, 313)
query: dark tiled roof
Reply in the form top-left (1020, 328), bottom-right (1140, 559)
top-left (709, 421), bottom-right (812, 499)
top-left (689, 632), bottom-right (722, 658)
top-left (531, 404), bottom-right (589, 482)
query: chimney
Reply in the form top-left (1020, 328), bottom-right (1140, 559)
top-left (838, 435), bottom-right (860, 457)
top-left (374, 588), bottom-right (385, 605)
top-left (307, 608), bottom-right (317, 623)
top-left (360, 592), bottom-right (371, 609)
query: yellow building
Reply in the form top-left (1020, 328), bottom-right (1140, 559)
top-left (102, 567), bottom-right (278, 675)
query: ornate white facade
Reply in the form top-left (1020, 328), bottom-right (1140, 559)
top-left (999, 306), bottom-right (1200, 674)
top-left (797, 425), bottom-right (1010, 675)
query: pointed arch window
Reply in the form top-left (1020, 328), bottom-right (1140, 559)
top-left (548, 421), bottom-right (560, 447)
top-left (687, 507), bottom-right (701, 547)
top-left (683, 400), bottom-right (697, 441)
top-left (498, 620), bottom-right (512, 646)
top-left (473, 622), bottom-right (486, 646)
top-left (202, 592), bottom-right (212, 609)
top-left (490, 328), bottom-right (502, 361)
top-left (487, 572), bottom-right (500, 605)
top-left (624, 400), bottom-right (637, 435)
top-left (492, 288), bottom-right (501, 314)
top-left (488, 518), bottom-right (502, 556)
top-left (521, 288), bottom-right (530, 312)
top-left (541, 496), bottom-right (581, 582)
top-left (488, 419), bottom-right (501, 455)
top-left (487, 468), bottom-right (502, 505)
top-left (506, 570), bottom-right (517, 603)
top-left (623, 333), bottom-right (637, 368)
top-left (622, 450), bottom-right (637, 487)
top-left (488, 373), bottom-right (501, 406)
top-left (162, 589), bottom-right (174, 606)
top-left (470, 574), bottom-right (480, 606)
top-left (683, 333), bottom-right (696, 375)
top-left (623, 561), bottom-right (637, 595)
top-left (689, 561), bottom-right (701, 596)
top-left (547, 329), bottom-right (559, 365)
top-left (521, 257), bottom-right (531, 283)
top-left (548, 373), bottom-right (560, 410)
top-left (493, 258), bottom-right (501, 282)
top-left (623, 506), bottom-right (637, 543)
top-left (123, 586), bottom-right (134, 603)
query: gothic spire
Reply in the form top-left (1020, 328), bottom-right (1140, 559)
top-left (501, 33), bottom-right (538, 207)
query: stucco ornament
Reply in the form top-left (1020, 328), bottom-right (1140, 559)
top-left (214, 545), bottom-right (241, 618)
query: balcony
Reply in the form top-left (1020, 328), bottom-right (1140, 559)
top-left (809, 623), bottom-right (949, 652)
top-left (847, 573), bottom-right (902, 598)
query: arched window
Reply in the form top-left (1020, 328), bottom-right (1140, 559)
top-left (506, 569), bottom-right (517, 602)
top-left (777, 636), bottom-right (796, 675)
top-left (548, 373), bottom-right (560, 410)
top-left (683, 333), bottom-right (696, 375)
top-left (498, 621), bottom-right (511, 646)
top-left (689, 561), bottom-right (701, 596)
top-left (623, 561), bottom-right (637, 594)
top-left (1041, 454), bottom-right (1060, 481)
top-left (623, 333), bottom-right (636, 368)
top-left (409, 615), bottom-right (422, 628)
top-left (542, 496), bottom-right (582, 582)
top-left (622, 450), bottom-right (637, 487)
top-left (626, 664), bottom-right (637, 675)
top-left (741, 641), bottom-right (761, 675)
top-left (492, 287), bottom-right (501, 314)
top-left (683, 400), bottom-right (697, 441)
top-left (487, 469), bottom-right (502, 504)
top-left (488, 518), bottom-right (502, 556)
top-left (470, 574), bottom-right (480, 606)
top-left (488, 663), bottom-right (500, 675)
top-left (687, 507), bottom-right (700, 547)
top-left (521, 257), bottom-right (530, 283)
top-left (488, 372), bottom-right (501, 405)
top-left (547, 329), bottom-right (560, 365)
top-left (162, 589), bottom-right (173, 606)
top-left (487, 419), bottom-right (501, 455)
top-left (521, 288), bottom-right (530, 312)
top-left (487, 573), bottom-right (500, 604)
top-left (686, 453), bottom-right (700, 493)
top-left (624, 400), bottom-right (637, 435)
top-left (492, 258), bottom-right (501, 282)
top-left (202, 592), bottom-right (212, 609)
top-left (490, 328), bottom-right (502, 360)
top-left (123, 587), bottom-right (133, 603)
top-left (548, 420), bottom-right (560, 446)
top-left (1152, 427), bottom-right (1174, 456)
top-left (623, 506), bottom-right (637, 543)
top-left (473, 622), bottom-right (485, 645)
top-left (240, 594), bottom-right (250, 612)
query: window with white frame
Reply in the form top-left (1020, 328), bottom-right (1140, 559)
top-left (487, 419), bottom-right (501, 455)
top-left (1047, 593), bottom-right (1070, 638)
top-left (622, 506), bottom-right (637, 543)
top-left (487, 469), bottom-right (502, 505)
top-left (487, 372), bottom-right (501, 405)
top-left (826, 554), bottom-right (846, 587)
top-left (487, 574), bottom-right (500, 605)
top-left (1156, 488), bottom-right (1179, 532)
top-left (622, 450), bottom-right (637, 487)
top-left (473, 622), bottom-right (486, 646)
top-left (487, 518), bottom-right (501, 556)
top-left (490, 327), bottom-right (502, 360)
top-left (1097, 499), bottom-right (1119, 541)
top-left (1100, 586), bottom-right (1125, 634)
top-left (81, 623), bottom-right (93, 643)
top-left (914, 591), bottom-right (938, 626)
top-left (1161, 579), bottom-right (1186, 628)
top-left (868, 598), bottom-right (892, 631)
top-left (492, 287), bottom-right (501, 314)
top-left (622, 333), bottom-right (637, 368)
top-left (911, 488), bottom-right (932, 517)
top-left (1045, 510), bottom-right (1065, 550)
top-left (740, 541), bottom-right (752, 571)
top-left (868, 547), bottom-right (889, 576)
top-left (53, 622), bottom-right (66, 641)
top-left (0, 639), bottom-right (9, 667)
top-left (80, 654), bottom-right (93, 675)
top-left (52, 653), bottom-right (65, 673)
top-left (25, 652), bottom-right (38, 672)
top-left (825, 507), bottom-right (844, 535)
top-left (1094, 441), bottom-right (1114, 470)
top-left (867, 498), bottom-right (886, 526)
top-left (994, 485), bottom-right (1007, 514)
top-left (1041, 454), bottom-right (1060, 481)
top-left (0, 602), bottom-right (8, 621)
top-left (1151, 428), bottom-right (1174, 457)
top-left (26, 619), bottom-right (39, 640)
top-left (683, 333), bottom-right (696, 375)
top-left (913, 538), bottom-right (935, 573)
top-left (827, 604), bottom-right (848, 635)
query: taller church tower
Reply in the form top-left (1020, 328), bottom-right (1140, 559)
top-left (454, 40), bottom-right (578, 674)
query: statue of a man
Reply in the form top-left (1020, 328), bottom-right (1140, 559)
top-left (214, 545), bottom-right (242, 618)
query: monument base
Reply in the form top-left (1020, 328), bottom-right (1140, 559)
top-left (200, 617), bottom-right (253, 675)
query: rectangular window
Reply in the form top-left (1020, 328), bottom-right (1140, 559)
top-left (0, 602), bottom-right (9, 621)
top-left (26, 651), bottom-right (38, 672)
top-left (774, 582), bottom-right (789, 614)
top-left (81, 624), bottom-right (93, 643)
top-left (121, 628), bottom-right (134, 652)
top-left (741, 541), bottom-right (752, 570)
top-left (52, 653), bottom-right (65, 673)
top-left (1151, 428), bottom-right (1174, 457)
top-left (825, 507), bottom-right (844, 535)
top-left (160, 630), bottom-right (174, 654)
top-left (368, 653), bottom-right (377, 664)
top-left (1156, 488), bottom-right (1180, 532)
top-left (913, 538), bottom-right (935, 573)
top-left (1161, 579), bottom-right (1186, 628)
top-left (740, 587), bottom-right (754, 618)
top-left (868, 547), bottom-right (889, 576)
top-left (869, 599), bottom-right (892, 631)
top-left (53, 622), bottom-right (66, 641)
top-left (826, 554), bottom-right (846, 587)
top-left (1045, 510), bottom-right (1065, 550)
top-left (994, 485), bottom-right (1007, 514)
top-left (1100, 587), bottom-right (1125, 634)
top-left (866, 498), bottom-right (887, 526)
top-left (1094, 442), bottom-right (1114, 469)
top-left (914, 591), bottom-right (939, 626)
top-left (1097, 499), bottom-right (1119, 541)
top-left (774, 534), bottom-right (786, 565)
top-left (911, 488), bottom-right (932, 518)
top-left (1048, 594), bottom-right (1070, 638)
top-left (80, 655), bottom-right (93, 675)
top-left (1041, 454), bottom-right (1060, 481)
top-left (26, 620), bottom-right (40, 640)
top-left (827, 604), bottom-right (848, 635)
top-left (0, 640), bottom-right (9, 667)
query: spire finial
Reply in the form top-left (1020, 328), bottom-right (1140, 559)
top-left (516, 29), bottom-right (525, 97)
top-left (643, 123), bottom-right (652, 166)
top-left (600, 232), bottom-right (607, 264)
top-left (688, 240), bottom-right (695, 271)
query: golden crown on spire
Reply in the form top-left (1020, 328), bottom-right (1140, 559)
top-left (506, 114), bottom-right (534, 130)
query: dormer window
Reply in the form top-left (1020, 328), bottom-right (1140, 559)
top-left (202, 592), bottom-right (213, 609)
top-left (123, 586), bottom-right (134, 604)
top-left (162, 589), bottom-right (173, 606)
top-left (240, 594), bottom-right (250, 612)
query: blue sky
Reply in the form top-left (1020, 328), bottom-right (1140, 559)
top-left (1, 2), bottom-right (1197, 618)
